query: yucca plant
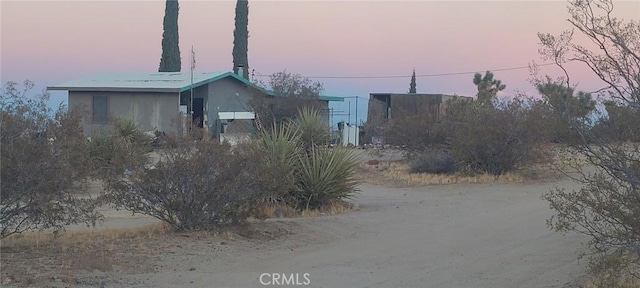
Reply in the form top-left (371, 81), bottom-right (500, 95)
top-left (254, 123), bottom-right (303, 204)
top-left (290, 107), bottom-right (330, 152)
top-left (294, 146), bottom-right (360, 209)
top-left (113, 118), bottom-right (152, 152)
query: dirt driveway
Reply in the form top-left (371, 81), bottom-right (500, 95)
top-left (110, 179), bottom-right (588, 288)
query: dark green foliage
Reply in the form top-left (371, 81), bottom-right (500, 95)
top-left (410, 150), bottom-right (456, 174)
top-left (473, 71), bottom-right (506, 106)
top-left (256, 109), bottom-right (360, 210)
top-left (409, 69), bottom-right (417, 93)
top-left (537, 80), bottom-right (595, 118)
top-left (290, 107), bottom-right (330, 152)
top-left (159, 0), bottom-right (181, 72)
top-left (232, 0), bottom-right (249, 79)
top-left (592, 101), bottom-right (640, 142)
top-left (294, 147), bottom-right (360, 209)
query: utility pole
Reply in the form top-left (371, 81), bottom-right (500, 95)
top-left (355, 96), bottom-right (359, 126)
top-left (190, 45), bottom-right (195, 130)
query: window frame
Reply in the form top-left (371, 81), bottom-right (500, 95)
top-left (92, 94), bottom-right (109, 123)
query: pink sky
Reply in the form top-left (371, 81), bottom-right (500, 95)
top-left (2, 0), bottom-right (639, 124)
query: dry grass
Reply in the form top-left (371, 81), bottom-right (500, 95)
top-left (1, 222), bottom-right (169, 251)
top-left (253, 201), bottom-right (354, 219)
top-left (582, 273), bottom-right (640, 288)
top-left (0, 223), bottom-right (171, 286)
top-left (357, 160), bottom-right (561, 187)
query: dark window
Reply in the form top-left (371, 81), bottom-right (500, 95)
top-left (93, 95), bottom-right (108, 122)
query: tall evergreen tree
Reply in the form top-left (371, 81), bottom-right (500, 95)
top-left (409, 69), bottom-right (417, 93)
top-left (232, 0), bottom-right (249, 79)
top-left (159, 0), bottom-right (181, 72)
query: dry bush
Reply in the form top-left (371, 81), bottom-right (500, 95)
top-left (536, 0), bottom-right (640, 282)
top-left (102, 134), bottom-right (279, 232)
top-left (247, 70), bottom-right (326, 130)
top-left (0, 80), bottom-right (101, 238)
top-left (381, 113), bottom-right (446, 154)
top-left (443, 98), bottom-right (551, 176)
top-left (591, 101), bottom-right (640, 143)
top-left (87, 118), bottom-right (152, 179)
top-left (409, 150), bottom-right (456, 174)
top-left (384, 161), bottom-right (526, 185)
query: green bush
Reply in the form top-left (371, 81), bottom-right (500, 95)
top-left (294, 147), bottom-right (360, 209)
top-left (252, 124), bottom-right (302, 205)
top-left (290, 107), bottom-right (330, 151)
top-left (256, 108), bottom-right (360, 210)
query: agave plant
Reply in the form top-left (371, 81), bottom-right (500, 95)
top-left (294, 146), bottom-right (360, 209)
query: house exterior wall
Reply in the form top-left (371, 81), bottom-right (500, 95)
top-left (206, 77), bottom-right (256, 139)
top-left (68, 91), bottom-right (179, 135)
top-left (205, 77), bottom-right (332, 139)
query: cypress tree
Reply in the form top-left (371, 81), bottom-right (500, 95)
top-left (159, 0), bottom-right (181, 72)
top-left (409, 69), bottom-right (417, 93)
top-left (232, 0), bottom-right (249, 79)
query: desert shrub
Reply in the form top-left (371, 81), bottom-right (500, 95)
top-left (443, 98), bottom-right (549, 176)
top-left (410, 150), bottom-right (456, 174)
top-left (88, 119), bottom-right (151, 178)
top-left (0, 80), bottom-right (101, 238)
top-left (294, 147), bottom-right (360, 209)
top-left (381, 113), bottom-right (447, 155)
top-left (591, 101), bottom-right (640, 143)
top-left (536, 0), bottom-right (640, 280)
top-left (103, 137), bottom-right (277, 231)
top-left (247, 71), bottom-right (325, 131)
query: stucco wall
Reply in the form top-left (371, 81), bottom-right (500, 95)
top-left (68, 91), bottom-right (179, 135)
top-left (206, 77), bottom-right (256, 138)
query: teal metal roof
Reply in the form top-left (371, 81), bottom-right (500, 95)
top-left (48, 71), bottom-right (346, 102)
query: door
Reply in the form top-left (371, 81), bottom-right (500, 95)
top-left (193, 98), bottom-right (204, 128)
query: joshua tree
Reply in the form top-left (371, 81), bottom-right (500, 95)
top-left (473, 71), bottom-right (505, 106)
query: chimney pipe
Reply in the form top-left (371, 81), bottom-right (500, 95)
top-left (237, 65), bottom-right (245, 79)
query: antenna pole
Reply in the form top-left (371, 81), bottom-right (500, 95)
top-left (190, 46), bottom-right (195, 131)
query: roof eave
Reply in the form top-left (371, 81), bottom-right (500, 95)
top-left (46, 87), bottom-right (181, 93)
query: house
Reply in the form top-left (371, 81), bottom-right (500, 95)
top-left (47, 71), bottom-right (343, 141)
top-left (365, 93), bottom-right (473, 143)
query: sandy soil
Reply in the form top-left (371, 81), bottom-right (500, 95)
top-left (2, 150), bottom-right (591, 287)
top-left (64, 179), bottom-right (588, 288)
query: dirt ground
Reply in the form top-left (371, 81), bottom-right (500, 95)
top-left (2, 175), bottom-right (590, 288)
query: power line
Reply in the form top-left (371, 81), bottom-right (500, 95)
top-left (253, 62), bottom-right (559, 79)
